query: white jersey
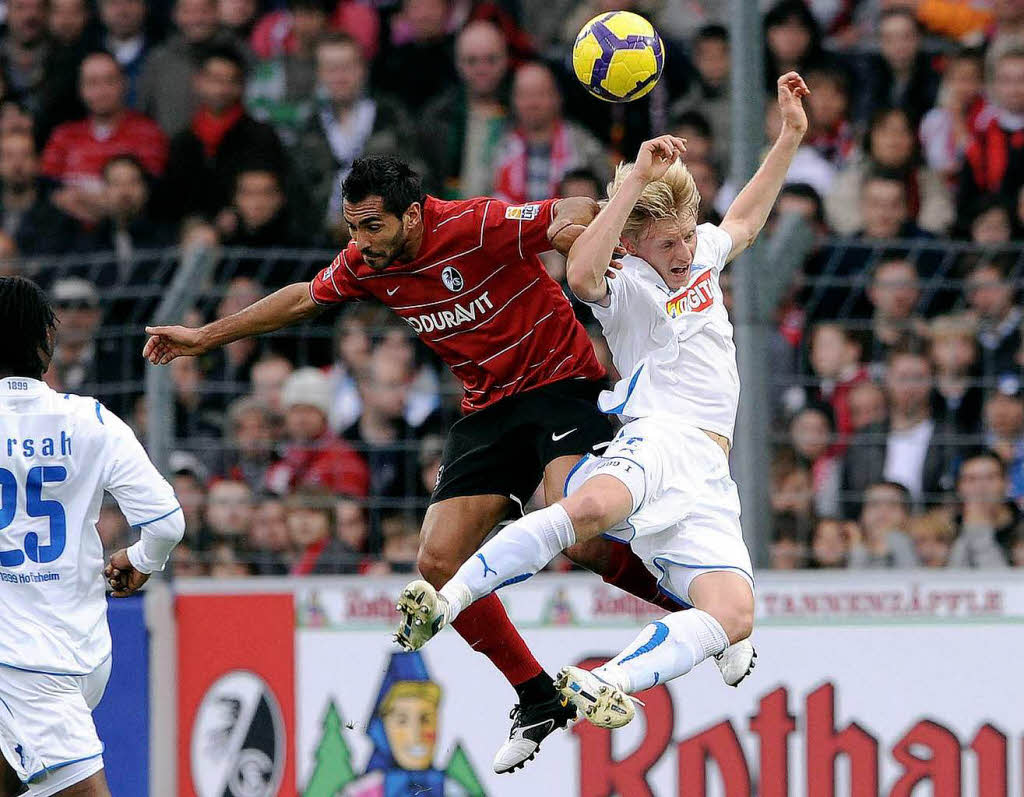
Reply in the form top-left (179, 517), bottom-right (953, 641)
top-left (0, 377), bottom-right (179, 674)
top-left (587, 222), bottom-right (740, 440)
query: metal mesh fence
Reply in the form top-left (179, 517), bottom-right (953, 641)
top-left (12, 234), bottom-right (1024, 574)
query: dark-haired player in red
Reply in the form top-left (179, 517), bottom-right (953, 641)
top-left (143, 155), bottom-right (684, 772)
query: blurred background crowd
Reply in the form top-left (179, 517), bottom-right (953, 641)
top-left (0, 0), bottom-right (1022, 575)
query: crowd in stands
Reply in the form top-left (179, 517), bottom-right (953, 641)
top-left (0, 0), bottom-right (1022, 574)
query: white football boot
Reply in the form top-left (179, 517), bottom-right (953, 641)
top-left (715, 638), bottom-right (757, 686)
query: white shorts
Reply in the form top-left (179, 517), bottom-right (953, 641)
top-left (0, 657), bottom-right (110, 796)
top-left (565, 416), bottom-right (754, 606)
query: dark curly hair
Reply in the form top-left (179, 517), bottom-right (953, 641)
top-left (0, 276), bottom-right (57, 379)
top-left (341, 156), bottom-right (425, 218)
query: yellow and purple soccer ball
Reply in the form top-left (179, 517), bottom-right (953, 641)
top-left (572, 11), bottom-right (665, 103)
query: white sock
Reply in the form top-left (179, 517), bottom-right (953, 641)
top-left (440, 504), bottom-right (577, 620)
top-left (595, 609), bottom-right (729, 693)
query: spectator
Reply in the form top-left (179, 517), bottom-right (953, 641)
top-left (250, 352), bottom-right (293, 413)
top-left (859, 9), bottom-right (939, 125)
top-left (218, 0), bottom-right (259, 41)
top-left (928, 313), bottom-right (985, 437)
top-left (418, 433), bottom-right (444, 495)
top-left (826, 108), bottom-right (954, 236)
top-left (987, 0), bottom-right (1024, 68)
top-left (44, 277), bottom-right (116, 396)
top-left (491, 61), bottom-right (608, 203)
top-left (770, 512), bottom-right (807, 569)
top-left (1, 0), bottom-right (81, 138)
top-left (857, 170), bottom-right (934, 241)
top-left (0, 130), bottom-right (77, 255)
top-left (809, 517), bottom-right (848, 568)
top-left (97, 0), bottom-right (150, 107)
top-left (205, 478), bottom-right (254, 543)
top-left (864, 258), bottom-right (926, 373)
top-left (49, 0), bottom-right (89, 48)
top-left (82, 154), bottom-right (174, 261)
top-left (669, 24), bottom-right (730, 165)
top-left (161, 44), bottom-right (288, 222)
top-left (807, 322), bottom-right (869, 445)
top-left (920, 49), bottom-right (985, 180)
top-left (171, 544), bottom-right (207, 577)
top-left (137, 0), bottom-right (239, 136)
top-left (245, 0), bottom-right (331, 146)
top-left (965, 260), bottom-right (1021, 381)
top-left (203, 276), bottom-right (266, 404)
top-left (956, 47), bottom-right (1024, 230)
top-left (249, 0), bottom-right (379, 61)
top-left (803, 65), bottom-right (855, 170)
top-left (841, 349), bottom-right (951, 517)
top-left (967, 195), bottom-right (1014, 244)
top-left (344, 348), bottom-right (427, 522)
top-left (983, 383), bottom-right (1024, 503)
top-left (948, 449), bottom-right (1019, 566)
top-left (908, 508), bottom-right (956, 568)
top-left (771, 446), bottom-right (815, 529)
top-left (220, 396), bottom-right (278, 490)
top-left (335, 496), bottom-right (369, 556)
top-left (419, 20), bottom-right (510, 200)
top-left (847, 481), bottom-right (919, 567)
top-left (170, 354), bottom-right (223, 446)
top-left (372, 0), bottom-right (457, 112)
top-left (287, 488), bottom-right (364, 574)
top-left (169, 450), bottom-right (212, 548)
top-left (249, 495), bottom-right (290, 574)
top-left (379, 511), bottom-right (420, 572)
top-left (670, 110), bottom-right (713, 164)
top-left (687, 158), bottom-right (723, 225)
top-left (218, 168), bottom-right (299, 250)
top-left (265, 366), bottom-right (370, 497)
top-left (325, 304), bottom-right (381, 433)
top-left (763, 0), bottom-right (836, 92)
top-left (295, 34), bottom-right (418, 233)
top-left (848, 379), bottom-right (888, 433)
top-left (557, 168), bottom-right (602, 201)
top-left (208, 540), bottom-right (252, 576)
top-left (790, 403), bottom-right (841, 517)
top-left (41, 51), bottom-right (167, 225)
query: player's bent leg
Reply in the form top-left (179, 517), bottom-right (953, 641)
top-left (687, 570), bottom-right (755, 645)
top-left (416, 494), bottom-right (512, 587)
top-left (50, 770), bottom-right (110, 797)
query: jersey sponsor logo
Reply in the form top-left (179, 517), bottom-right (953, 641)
top-left (665, 270), bottom-right (715, 317)
top-left (404, 292), bottom-right (494, 334)
top-left (441, 265), bottom-right (464, 293)
top-left (191, 670), bottom-right (285, 797)
top-left (505, 204), bottom-right (541, 221)
top-left (320, 253), bottom-right (341, 283)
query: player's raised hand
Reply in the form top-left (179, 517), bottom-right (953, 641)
top-left (777, 71), bottom-right (809, 135)
top-left (143, 325), bottom-right (207, 365)
top-left (105, 549), bottom-right (150, 597)
top-left (633, 135), bottom-right (687, 184)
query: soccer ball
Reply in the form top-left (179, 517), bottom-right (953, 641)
top-left (572, 11), bottom-right (665, 103)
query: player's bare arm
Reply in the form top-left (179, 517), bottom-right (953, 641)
top-left (720, 71), bottom-right (809, 262)
top-left (566, 135), bottom-right (687, 303)
top-left (143, 281), bottom-right (323, 365)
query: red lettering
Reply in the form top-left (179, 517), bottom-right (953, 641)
top-left (969, 724), bottom-right (1007, 796)
top-left (748, 687), bottom-right (794, 797)
top-left (573, 656), bottom-right (673, 797)
top-left (890, 720), bottom-right (961, 797)
top-left (677, 720), bottom-right (750, 797)
top-left (806, 682), bottom-right (878, 797)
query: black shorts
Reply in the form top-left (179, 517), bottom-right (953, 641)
top-left (431, 377), bottom-right (617, 507)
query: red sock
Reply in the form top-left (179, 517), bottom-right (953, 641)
top-left (601, 542), bottom-right (687, 612)
top-left (451, 593), bottom-right (543, 686)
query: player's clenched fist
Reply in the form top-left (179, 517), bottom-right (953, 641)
top-left (632, 135), bottom-right (687, 184)
top-left (143, 325), bottom-right (208, 365)
top-left (104, 549), bottom-right (150, 597)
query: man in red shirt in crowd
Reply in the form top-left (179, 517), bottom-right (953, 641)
top-left (144, 155), bottom-right (688, 772)
top-left (42, 50), bottom-right (167, 224)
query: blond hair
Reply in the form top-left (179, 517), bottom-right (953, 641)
top-left (380, 680), bottom-right (441, 716)
top-left (607, 159), bottom-right (701, 241)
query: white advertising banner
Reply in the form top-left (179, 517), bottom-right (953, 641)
top-left (291, 573), bottom-right (1024, 797)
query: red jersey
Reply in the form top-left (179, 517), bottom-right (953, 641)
top-left (310, 196), bottom-right (605, 412)
top-left (41, 111), bottom-right (169, 180)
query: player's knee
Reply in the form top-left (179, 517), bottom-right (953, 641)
top-left (716, 601), bottom-right (754, 645)
top-left (416, 544), bottom-right (456, 587)
top-left (563, 490), bottom-right (622, 537)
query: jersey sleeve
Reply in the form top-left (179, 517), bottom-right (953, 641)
top-left (483, 198), bottom-right (559, 261)
top-left (585, 264), bottom-right (645, 333)
top-left (99, 406), bottom-right (180, 528)
top-left (310, 244), bottom-right (370, 305)
top-left (697, 223), bottom-right (735, 270)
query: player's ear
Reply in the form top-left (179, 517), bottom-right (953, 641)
top-left (620, 236), bottom-right (637, 255)
top-left (403, 202), bottom-right (423, 231)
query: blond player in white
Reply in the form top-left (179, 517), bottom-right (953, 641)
top-left (395, 72), bottom-right (809, 729)
top-left (0, 276), bottom-right (184, 796)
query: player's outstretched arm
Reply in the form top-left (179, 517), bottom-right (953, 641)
top-left (567, 135), bottom-right (686, 302)
top-left (143, 281), bottom-right (323, 365)
top-left (720, 71), bottom-right (809, 263)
